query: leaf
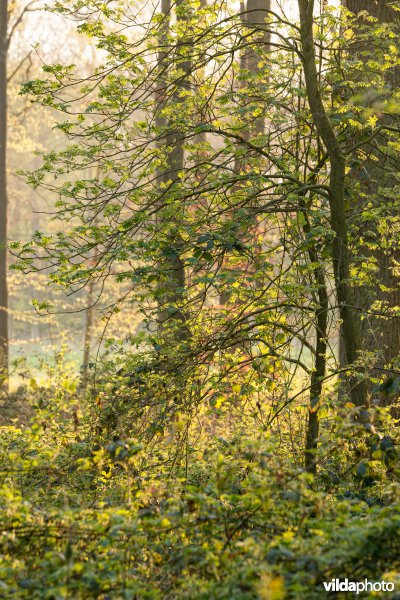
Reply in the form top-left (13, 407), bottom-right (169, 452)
top-left (376, 376), bottom-right (400, 396)
top-left (356, 462), bottom-right (368, 478)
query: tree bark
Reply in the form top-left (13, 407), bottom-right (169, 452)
top-left (220, 0), bottom-right (271, 309)
top-left (242, 0), bottom-right (271, 139)
top-left (305, 281), bottom-right (328, 473)
top-left (343, 0), bottom-right (398, 22)
top-left (155, 0), bottom-right (190, 342)
top-left (0, 0), bottom-right (9, 385)
top-left (299, 190), bottom-right (329, 472)
top-left (298, 0), bottom-right (367, 408)
top-left (81, 277), bottom-right (94, 390)
top-left (342, 0), bottom-right (400, 381)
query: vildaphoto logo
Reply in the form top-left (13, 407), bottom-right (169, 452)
top-left (323, 578), bottom-right (395, 594)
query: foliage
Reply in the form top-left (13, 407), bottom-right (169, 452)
top-left (1, 0), bottom-right (400, 598)
top-left (0, 385), bottom-right (399, 598)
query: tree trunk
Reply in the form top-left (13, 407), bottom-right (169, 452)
top-left (299, 192), bottom-right (329, 472)
top-left (220, 0), bottom-right (271, 310)
top-left (242, 0), bottom-right (271, 139)
top-left (298, 0), bottom-right (367, 408)
top-left (0, 0), bottom-right (9, 386)
top-left (341, 0), bottom-right (400, 382)
top-left (81, 277), bottom-right (94, 390)
top-left (155, 0), bottom-right (191, 342)
top-left (343, 0), bottom-right (398, 21)
top-left (305, 289), bottom-right (327, 473)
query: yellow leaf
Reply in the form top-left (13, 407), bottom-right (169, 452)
top-left (282, 530), bottom-right (295, 542)
top-left (257, 573), bottom-right (286, 600)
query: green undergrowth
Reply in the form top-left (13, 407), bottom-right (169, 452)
top-left (0, 382), bottom-right (399, 599)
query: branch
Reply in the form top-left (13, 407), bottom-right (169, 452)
top-left (7, 50), bottom-right (32, 84)
top-left (7, 1), bottom-right (42, 47)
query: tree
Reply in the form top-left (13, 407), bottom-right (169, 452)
top-left (342, 0), bottom-right (400, 388)
top-left (154, 0), bottom-right (192, 343)
top-left (0, 0), bottom-right (9, 384)
top-left (0, 0), bottom-right (40, 387)
top-left (2, 3), bottom-right (400, 596)
top-left (219, 0), bottom-right (271, 314)
top-left (298, 0), bottom-right (367, 410)
top-left (19, 0), bottom-right (400, 466)
top-left (239, 0), bottom-right (271, 140)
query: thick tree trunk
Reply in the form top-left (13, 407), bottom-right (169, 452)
top-left (155, 0), bottom-right (190, 341)
top-left (298, 0), bottom-right (367, 408)
top-left (242, 0), bottom-right (271, 139)
top-left (220, 0), bottom-right (271, 309)
top-left (0, 0), bottom-right (9, 385)
top-left (341, 0), bottom-right (400, 379)
top-left (344, 0), bottom-right (398, 21)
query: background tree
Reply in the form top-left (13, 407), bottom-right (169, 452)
top-left (0, 0), bottom-right (9, 383)
top-left (154, 0), bottom-right (192, 343)
top-left (0, 0), bottom-right (41, 386)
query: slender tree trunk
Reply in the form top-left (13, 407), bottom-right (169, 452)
top-left (298, 0), bottom-right (367, 408)
top-left (81, 277), bottom-right (94, 390)
top-left (305, 296), bottom-right (328, 473)
top-left (304, 231), bottom-right (328, 473)
top-left (298, 165), bottom-right (329, 471)
top-left (0, 0), bottom-right (9, 386)
top-left (297, 154), bottom-right (329, 471)
top-left (232, 0), bottom-right (271, 169)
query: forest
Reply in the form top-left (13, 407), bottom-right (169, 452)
top-left (0, 0), bottom-right (400, 598)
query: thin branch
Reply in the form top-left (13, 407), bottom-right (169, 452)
top-left (7, 50), bottom-right (32, 84)
top-left (7, 1), bottom-right (42, 47)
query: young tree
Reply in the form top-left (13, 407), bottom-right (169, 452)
top-left (19, 0), bottom-right (399, 467)
top-left (298, 0), bottom-right (367, 409)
